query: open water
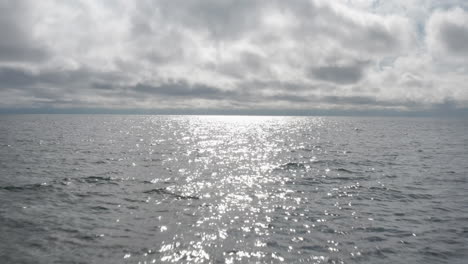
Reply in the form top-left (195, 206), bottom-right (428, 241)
top-left (0, 115), bottom-right (467, 264)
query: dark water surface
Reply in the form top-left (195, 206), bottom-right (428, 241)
top-left (0, 115), bottom-right (467, 264)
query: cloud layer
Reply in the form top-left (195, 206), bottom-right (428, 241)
top-left (1, 0), bottom-right (467, 114)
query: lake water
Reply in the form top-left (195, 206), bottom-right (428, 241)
top-left (0, 115), bottom-right (467, 263)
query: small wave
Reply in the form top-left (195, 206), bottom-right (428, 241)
top-left (91, 160), bottom-right (108, 164)
top-left (296, 147), bottom-right (313, 152)
top-left (143, 188), bottom-right (199, 200)
top-left (406, 193), bottom-right (433, 200)
top-left (79, 176), bottom-right (120, 185)
top-left (330, 176), bottom-right (354, 181)
top-left (336, 168), bottom-right (357, 174)
top-left (0, 183), bottom-right (53, 192)
top-left (278, 162), bottom-right (308, 170)
top-left (366, 236), bottom-right (386, 242)
top-left (89, 205), bottom-right (110, 211)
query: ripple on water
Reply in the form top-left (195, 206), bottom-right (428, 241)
top-left (0, 115), bottom-right (467, 264)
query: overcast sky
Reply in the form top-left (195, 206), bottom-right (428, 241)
top-left (1, 0), bottom-right (468, 115)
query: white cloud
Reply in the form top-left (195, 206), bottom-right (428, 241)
top-left (0, 0), bottom-right (467, 113)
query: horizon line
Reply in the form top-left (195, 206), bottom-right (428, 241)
top-left (1, 107), bottom-right (467, 118)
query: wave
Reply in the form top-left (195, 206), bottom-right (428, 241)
top-left (143, 188), bottom-right (199, 200)
top-left (0, 183), bottom-right (53, 192)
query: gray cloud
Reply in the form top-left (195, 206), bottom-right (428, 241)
top-left (0, 0), bottom-right (467, 113)
top-left (320, 95), bottom-right (402, 106)
top-left (440, 22), bottom-right (468, 55)
top-left (269, 94), bottom-right (311, 103)
top-left (310, 61), bottom-right (368, 84)
top-left (0, 66), bottom-right (126, 89)
top-left (210, 51), bottom-right (266, 78)
top-left (264, 93), bottom-right (423, 110)
top-left (0, 65), bottom-right (131, 109)
top-left (0, 0), bottom-right (48, 62)
top-left (427, 7), bottom-right (468, 58)
top-left (0, 67), bottom-right (37, 88)
top-left (150, 0), bottom-right (263, 40)
top-left (287, 2), bottom-right (410, 56)
top-left (131, 81), bottom-right (236, 99)
top-left (362, 25), bottom-right (399, 53)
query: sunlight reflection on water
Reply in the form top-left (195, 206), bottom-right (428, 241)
top-left (1, 115), bottom-right (467, 264)
top-left (154, 116), bottom-right (327, 263)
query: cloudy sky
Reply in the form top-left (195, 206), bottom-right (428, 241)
top-left (1, 0), bottom-right (468, 115)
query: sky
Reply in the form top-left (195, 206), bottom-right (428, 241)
top-left (1, 0), bottom-right (468, 115)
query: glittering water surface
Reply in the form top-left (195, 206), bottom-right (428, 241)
top-left (0, 115), bottom-right (467, 264)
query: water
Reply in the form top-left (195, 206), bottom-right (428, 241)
top-left (0, 115), bottom-right (467, 264)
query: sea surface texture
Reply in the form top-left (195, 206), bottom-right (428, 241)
top-left (0, 115), bottom-right (467, 264)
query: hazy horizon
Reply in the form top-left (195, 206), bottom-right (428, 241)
top-left (1, 106), bottom-right (468, 117)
